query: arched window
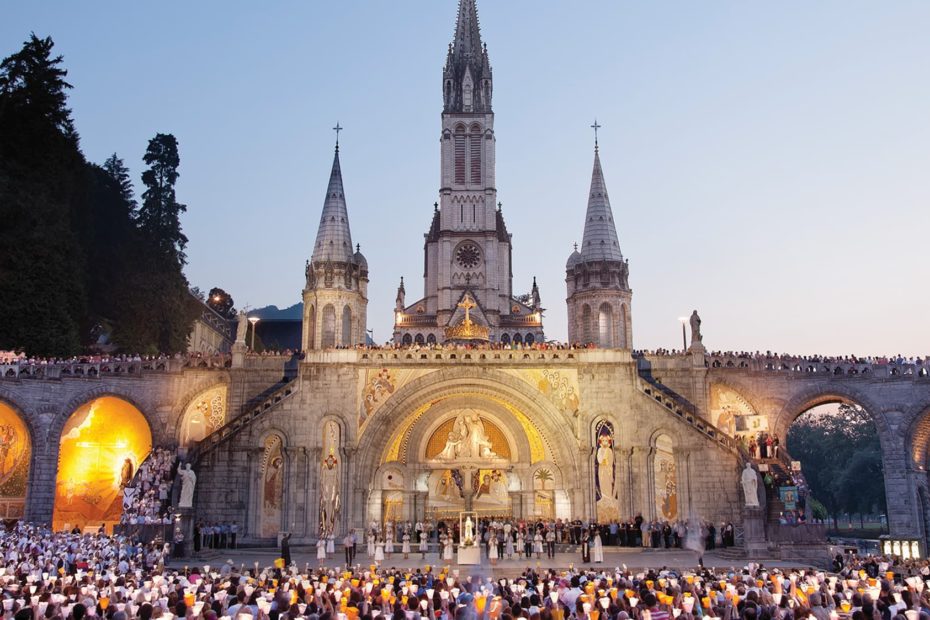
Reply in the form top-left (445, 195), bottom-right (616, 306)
top-left (470, 125), bottom-right (482, 184)
top-left (500, 333), bottom-right (510, 345)
top-left (513, 333), bottom-right (523, 345)
top-left (342, 305), bottom-right (352, 346)
top-left (321, 305), bottom-right (336, 348)
top-left (306, 305), bottom-right (315, 349)
top-left (525, 333), bottom-right (535, 345)
top-left (426, 333), bottom-right (436, 344)
top-left (581, 304), bottom-right (593, 344)
top-left (414, 333), bottom-right (425, 344)
top-left (454, 126), bottom-right (466, 185)
top-left (598, 303), bottom-right (614, 348)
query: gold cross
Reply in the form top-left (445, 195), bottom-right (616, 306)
top-left (457, 293), bottom-right (477, 324)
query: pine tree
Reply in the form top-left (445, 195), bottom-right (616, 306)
top-left (102, 153), bottom-right (136, 211)
top-left (139, 133), bottom-right (188, 267)
top-left (0, 34), bottom-right (85, 355)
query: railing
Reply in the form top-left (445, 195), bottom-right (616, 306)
top-left (499, 316), bottom-right (543, 327)
top-left (0, 355), bottom-right (230, 380)
top-left (706, 356), bottom-right (927, 379)
top-left (193, 378), bottom-right (299, 460)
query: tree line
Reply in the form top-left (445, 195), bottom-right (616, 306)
top-left (0, 34), bottom-right (201, 356)
top-left (786, 403), bottom-right (887, 530)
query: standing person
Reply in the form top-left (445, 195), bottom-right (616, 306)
top-left (385, 527), bottom-right (394, 558)
top-left (343, 531), bottom-right (354, 565)
top-left (524, 528), bottom-right (534, 558)
top-left (546, 527), bottom-right (556, 559)
top-left (281, 533), bottom-right (292, 568)
top-left (374, 536), bottom-right (385, 566)
top-left (230, 522), bottom-right (238, 549)
top-left (366, 528), bottom-right (375, 557)
top-left (316, 535), bottom-right (326, 566)
top-left (592, 528), bottom-right (604, 563)
top-left (580, 530), bottom-right (591, 563)
top-left (402, 530), bottom-right (411, 559)
top-left (442, 533), bottom-right (453, 562)
top-left (419, 529), bottom-right (429, 559)
top-left (516, 529), bottom-right (525, 560)
top-left (488, 532), bottom-right (499, 565)
top-left (193, 522), bottom-right (202, 553)
top-left (772, 436), bottom-right (780, 459)
top-left (505, 528), bottom-right (514, 559)
top-left (533, 529), bottom-right (544, 559)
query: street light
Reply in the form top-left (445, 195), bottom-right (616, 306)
top-left (678, 317), bottom-right (688, 351)
top-left (248, 316), bottom-right (260, 351)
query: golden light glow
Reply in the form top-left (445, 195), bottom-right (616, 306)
top-left (0, 402), bottom-right (31, 519)
top-left (52, 396), bottom-right (152, 533)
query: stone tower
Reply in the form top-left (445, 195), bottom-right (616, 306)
top-left (393, 0), bottom-right (544, 346)
top-left (302, 142), bottom-right (368, 350)
top-left (565, 140), bottom-right (632, 348)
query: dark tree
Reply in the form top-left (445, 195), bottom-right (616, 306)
top-left (206, 287), bottom-right (236, 318)
top-left (0, 34), bottom-right (85, 355)
top-left (102, 153), bottom-right (136, 210)
top-left (139, 133), bottom-right (188, 266)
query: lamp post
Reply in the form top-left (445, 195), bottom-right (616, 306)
top-left (678, 317), bottom-right (688, 351)
top-left (248, 316), bottom-right (260, 352)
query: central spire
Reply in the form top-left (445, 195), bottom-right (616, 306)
top-left (311, 143), bottom-right (353, 264)
top-left (580, 145), bottom-right (624, 262)
top-left (443, 0), bottom-right (492, 113)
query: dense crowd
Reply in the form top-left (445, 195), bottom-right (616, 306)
top-left (119, 449), bottom-right (178, 527)
top-left (0, 352), bottom-right (230, 370)
top-left (4, 521), bottom-right (930, 620)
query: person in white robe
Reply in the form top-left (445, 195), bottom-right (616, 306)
top-left (592, 528), bottom-right (604, 562)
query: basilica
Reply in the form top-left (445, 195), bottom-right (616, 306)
top-left (194, 0), bottom-right (741, 541)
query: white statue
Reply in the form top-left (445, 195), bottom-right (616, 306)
top-left (741, 462), bottom-right (759, 508)
top-left (235, 311), bottom-right (249, 344)
top-left (463, 516), bottom-right (474, 544)
top-left (436, 410), bottom-right (497, 460)
top-left (178, 463), bottom-right (197, 508)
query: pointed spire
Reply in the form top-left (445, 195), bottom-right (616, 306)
top-left (444, 0), bottom-right (492, 113)
top-left (312, 141), bottom-right (354, 264)
top-left (579, 142), bottom-right (624, 263)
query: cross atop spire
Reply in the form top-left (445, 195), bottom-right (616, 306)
top-left (444, 0), bottom-right (493, 113)
top-left (591, 119), bottom-right (601, 150)
top-left (333, 122), bottom-right (342, 149)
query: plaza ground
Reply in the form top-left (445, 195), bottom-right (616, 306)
top-left (173, 546), bottom-right (821, 573)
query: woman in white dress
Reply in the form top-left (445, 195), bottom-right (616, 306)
top-left (385, 529), bottom-right (394, 558)
top-left (419, 531), bottom-right (429, 559)
top-left (316, 537), bottom-right (327, 566)
top-left (505, 530), bottom-right (515, 559)
top-left (515, 531), bottom-right (524, 559)
top-left (374, 536), bottom-right (385, 566)
top-left (533, 531), bottom-right (544, 559)
top-left (442, 534), bottom-right (454, 561)
top-left (366, 530), bottom-right (375, 557)
top-left (327, 533), bottom-right (335, 554)
top-left (592, 528), bottom-right (604, 563)
top-left (402, 532), bottom-right (411, 559)
top-left (488, 533), bottom-right (499, 564)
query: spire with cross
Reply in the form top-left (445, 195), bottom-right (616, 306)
top-left (333, 122), bottom-right (343, 149)
top-left (591, 119), bottom-right (601, 150)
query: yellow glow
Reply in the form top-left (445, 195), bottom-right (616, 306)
top-left (0, 402), bottom-right (31, 520)
top-left (52, 397), bottom-right (152, 533)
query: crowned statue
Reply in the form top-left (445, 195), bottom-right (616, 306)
top-left (436, 409), bottom-right (498, 461)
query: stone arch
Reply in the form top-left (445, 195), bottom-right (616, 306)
top-left (650, 431), bottom-right (679, 521)
top-left (707, 380), bottom-right (765, 438)
top-left (773, 385), bottom-right (889, 446)
top-left (581, 304), bottom-right (593, 344)
top-left (170, 376), bottom-right (230, 434)
top-left (176, 384), bottom-right (229, 449)
top-left (0, 396), bottom-right (36, 521)
top-left (355, 368), bottom-right (581, 493)
top-left (54, 387), bottom-right (162, 447)
top-left (904, 401), bottom-right (930, 471)
top-left (257, 429), bottom-right (287, 539)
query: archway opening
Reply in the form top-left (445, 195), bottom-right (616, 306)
top-left (53, 396), bottom-right (152, 533)
top-left (786, 401), bottom-right (886, 533)
top-left (598, 303), bottom-right (613, 347)
top-left (178, 386), bottom-right (227, 450)
top-left (0, 402), bottom-right (31, 521)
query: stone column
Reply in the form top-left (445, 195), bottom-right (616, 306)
top-left (618, 447), bottom-right (633, 519)
top-left (245, 448), bottom-right (263, 540)
top-left (306, 447), bottom-right (322, 536)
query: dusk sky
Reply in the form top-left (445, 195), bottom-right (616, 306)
top-left (5, 1), bottom-right (929, 355)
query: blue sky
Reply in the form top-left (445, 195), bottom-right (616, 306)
top-left (4, 1), bottom-right (929, 354)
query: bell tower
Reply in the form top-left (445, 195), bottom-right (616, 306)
top-left (566, 127), bottom-right (632, 348)
top-left (302, 130), bottom-right (369, 350)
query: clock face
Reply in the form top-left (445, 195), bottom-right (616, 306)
top-left (456, 243), bottom-right (481, 269)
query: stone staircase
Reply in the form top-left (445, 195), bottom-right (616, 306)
top-left (192, 377), bottom-right (299, 461)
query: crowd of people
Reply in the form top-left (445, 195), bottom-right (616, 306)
top-left (0, 352), bottom-right (230, 372)
top-left (4, 520), bottom-right (930, 620)
top-left (119, 449), bottom-right (178, 527)
top-left (193, 524), bottom-right (241, 552)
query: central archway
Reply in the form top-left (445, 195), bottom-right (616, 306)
top-left (353, 368), bottom-right (580, 526)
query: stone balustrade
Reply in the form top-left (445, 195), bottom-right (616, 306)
top-left (0, 355), bottom-right (231, 380)
top-left (706, 355), bottom-right (927, 378)
top-left (301, 347), bottom-right (633, 365)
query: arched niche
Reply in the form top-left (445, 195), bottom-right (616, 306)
top-left (178, 385), bottom-right (227, 448)
top-left (0, 401), bottom-right (31, 520)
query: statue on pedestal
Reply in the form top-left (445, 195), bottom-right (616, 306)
top-left (689, 310), bottom-right (703, 345)
top-left (741, 462), bottom-right (759, 508)
top-left (178, 463), bottom-right (197, 509)
top-left (235, 311), bottom-right (249, 345)
top-left (463, 516), bottom-right (474, 545)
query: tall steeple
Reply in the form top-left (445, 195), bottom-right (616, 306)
top-left (311, 145), bottom-right (354, 264)
top-left (565, 128), bottom-right (632, 348)
top-left (443, 0), bottom-right (492, 113)
top-left (579, 146), bottom-right (624, 263)
top-left (303, 131), bottom-right (369, 351)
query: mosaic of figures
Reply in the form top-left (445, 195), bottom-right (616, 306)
top-left (594, 420), bottom-right (618, 522)
top-left (319, 420), bottom-right (341, 536)
top-left (0, 403), bottom-right (30, 519)
top-left (710, 384), bottom-right (769, 439)
top-left (654, 434), bottom-right (678, 521)
top-left (260, 435), bottom-right (284, 538)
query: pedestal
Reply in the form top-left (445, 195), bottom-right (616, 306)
top-left (231, 343), bottom-right (247, 368)
top-left (457, 544), bottom-right (480, 565)
top-left (742, 506), bottom-right (768, 556)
